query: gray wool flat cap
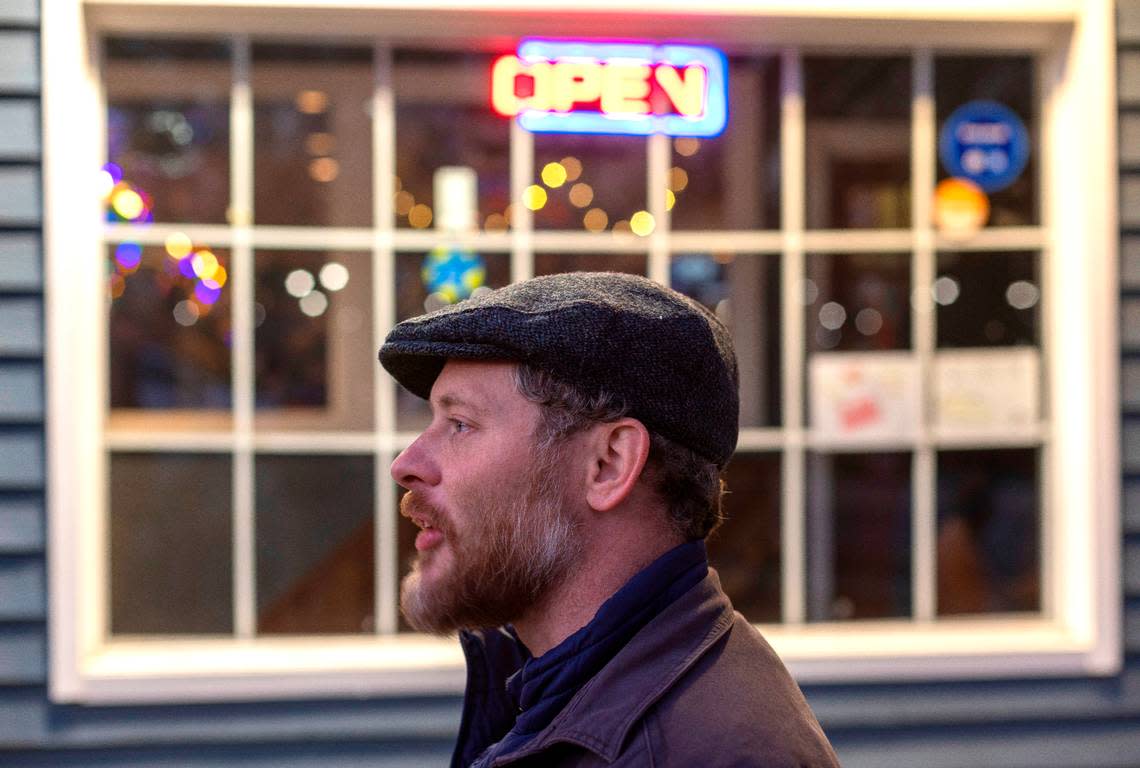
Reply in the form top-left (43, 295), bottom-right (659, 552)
top-left (379, 272), bottom-right (739, 467)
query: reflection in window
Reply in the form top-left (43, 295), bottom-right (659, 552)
top-left (670, 57), bottom-right (781, 231)
top-left (533, 134), bottom-right (645, 232)
top-left (936, 251), bottom-right (1039, 347)
top-left (937, 449), bottom-right (1039, 615)
top-left (395, 51), bottom-right (510, 231)
top-left (253, 45), bottom-right (373, 227)
top-left (671, 253), bottom-right (782, 427)
top-left (807, 452), bottom-right (911, 621)
top-left (109, 245), bottom-right (232, 410)
top-left (936, 56), bottom-right (1037, 227)
top-left (806, 252), bottom-right (911, 352)
top-left (256, 454), bottom-right (375, 634)
top-left (708, 453), bottom-right (781, 623)
top-left (111, 453), bottom-right (233, 634)
top-left (105, 39), bottom-right (231, 224)
top-left (805, 57), bottom-right (911, 229)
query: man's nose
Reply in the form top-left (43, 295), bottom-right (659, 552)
top-left (391, 433), bottom-right (439, 490)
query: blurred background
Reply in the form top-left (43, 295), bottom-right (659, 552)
top-left (1, 1), bottom-right (1136, 766)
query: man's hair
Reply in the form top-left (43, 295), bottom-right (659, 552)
top-left (513, 363), bottom-right (725, 540)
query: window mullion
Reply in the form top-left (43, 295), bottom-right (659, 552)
top-left (373, 41), bottom-right (399, 635)
top-left (230, 34), bottom-right (257, 640)
top-left (911, 48), bottom-right (937, 623)
top-left (780, 47), bottom-right (806, 626)
top-left (647, 132), bottom-right (670, 286)
top-left (510, 118), bottom-right (534, 283)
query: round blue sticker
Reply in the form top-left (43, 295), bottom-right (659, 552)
top-left (939, 100), bottom-right (1029, 193)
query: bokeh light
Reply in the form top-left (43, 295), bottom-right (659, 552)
top-left (173, 299), bottom-right (200, 326)
top-left (933, 177), bottom-right (989, 237)
top-left (177, 255), bottom-right (197, 279)
top-left (674, 137), bottom-right (700, 157)
top-left (1006, 280), bottom-right (1039, 310)
top-left (97, 169), bottom-right (116, 201)
top-left (299, 290), bottom-right (329, 317)
top-left (191, 249), bottom-right (220, 280)
top-left (194, 281), bottom-right (222, 306)
top-left (541, 162), bottom-right (568, 188)
top-left (819, 301), bottom-right (847, 330)
top-left (583, 207), bottom-right (608, 232)
top-left (285, 268), bottom-right (316, 298)
top-left (932, 275), bottom-right (961, 306)
top-left (114, 242), bottom-right (143, 272)
top-left (395, 190), bottom-right (415, 216)
top-left (568, 183), bottom-right (594, 208)
top-left (108, 273), bottom-right (126, 300)
top-left (164, 232), bottom-right (193, 260)
top-left (522, 185), bottom-right (548, 211)
top-left (421, 247), bottom-right (486, 303)
top-left (630, 211), bottom-right (655, 237)
top-left (484, 212), bottom-right (508, 231)
top-left (668, 167), bottom-right (689, 192)
top-left (804, 278), bottom-right (819, 305)
top-left (665, 189), bottom-right (676, 211)
top-left (111, 186), bottom-right (146, 221)
top-left (202, 265), bottom-right (228, 290)
top-left (295, 90), bottom-right (329, 114)
top-left (561, 156), bottom-right (582, 182)
top-left (308, 157), bottom-right (340, 183)
top-left (612, 219), bottom-right (632, 233)
top-left (855, 308), bottom-right (884, 336)
top-left (408, 203), bottom-right (434, 229)
top-left (319, 262), bottom-right (350, 292)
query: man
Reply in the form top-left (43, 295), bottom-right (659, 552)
top-left (380, 272), bottom-right (839, 767)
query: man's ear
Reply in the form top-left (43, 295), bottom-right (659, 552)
top-left (583, 418), bottom-right (651, 512)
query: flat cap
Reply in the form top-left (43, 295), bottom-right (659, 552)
top-left (379, 272), bottom-right (739, 467)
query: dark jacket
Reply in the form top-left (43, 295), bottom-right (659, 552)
top-left (460, 569), bottom-right (840, 767)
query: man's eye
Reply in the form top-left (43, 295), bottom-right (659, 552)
top-left (450, 419), bottom-right (471, 434)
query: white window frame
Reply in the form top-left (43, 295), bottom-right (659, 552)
top-left (45, 0), bottom-right (1120, 704)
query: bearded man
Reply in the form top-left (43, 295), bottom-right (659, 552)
top-left (381, 272), bottom-right (839, 768)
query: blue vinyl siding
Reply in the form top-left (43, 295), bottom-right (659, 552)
top-left (1, 3), bottom-right (1139, 766)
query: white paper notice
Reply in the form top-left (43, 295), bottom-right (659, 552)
top-left (933, 346), bottom-right (1039, 430)
top-left (809, 351), bottom-right (920, 440)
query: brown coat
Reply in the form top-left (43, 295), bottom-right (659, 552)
top-left (485, 570), bottom-right (840, 767)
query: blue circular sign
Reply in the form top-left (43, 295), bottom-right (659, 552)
top-left (421, 247), bottom-right (486, 304)
top-left (939, 100), bottom-right (1029, 193)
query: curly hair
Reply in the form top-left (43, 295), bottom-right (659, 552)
top-left (513, 363), bottom-right (725, 540)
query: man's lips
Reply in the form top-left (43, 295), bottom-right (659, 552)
top-left (415, 528), bottom-right (444, 551)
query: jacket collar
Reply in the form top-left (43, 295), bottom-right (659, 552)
top-left (491, 568), bottom-right (735, 766)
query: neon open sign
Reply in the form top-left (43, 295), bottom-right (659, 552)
top-left (491, 39), bottom-right (728, 137)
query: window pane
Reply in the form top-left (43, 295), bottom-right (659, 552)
top-left (671, 253), bottom-right (781, 427)
top-left (395, 51), bottom-right (510, 232)
top-left (937, 449), bottom-right (1040, 615)
top-left (105, 39), bottom-right (230, 224)
top-left (253, 45), bottom-right (373, 227)
top-left (256, 454), bottom-right (375, 634)
top-left (935, 251), bottom-right (1039, 347)
top-left (936, 56), bottom-right (1037, 226)
top-left (533, 252), bottom-right (646, 277)
top-left (254, 250), bottom-right (373, 431)
top-left (805, 57), bottom-right (911, 229)
top-left (533, 134), bottom-right (645, 232)
top-left (110, 452), bottom-right (233, 634)
top-left (670, 57), bottom-right (780, 231)
top-left (807, 252), bottom-right (911, 352)
top-left (708, 452), bottom-right (781, 623)
top-left (108, 244), bottom-right (232, 420)
top-left (807, 452), bottom-right (911, 621)
top-left (394, 250), bottom-right (511, 432)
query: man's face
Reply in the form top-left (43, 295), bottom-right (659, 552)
top-left (391, 360), bottom-right (583, 634)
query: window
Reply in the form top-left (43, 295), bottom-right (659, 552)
top-left (45, 1), bottom-right (1119, 702)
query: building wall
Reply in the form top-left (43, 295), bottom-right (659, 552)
top-left (0, 1), bottom-right (1138, 765)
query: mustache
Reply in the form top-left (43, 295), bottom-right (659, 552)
top-left (400, 491), bottom-right (447, 532)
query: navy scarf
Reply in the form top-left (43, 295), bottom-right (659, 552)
top-left (456, 539), bottom-right (708, 768)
